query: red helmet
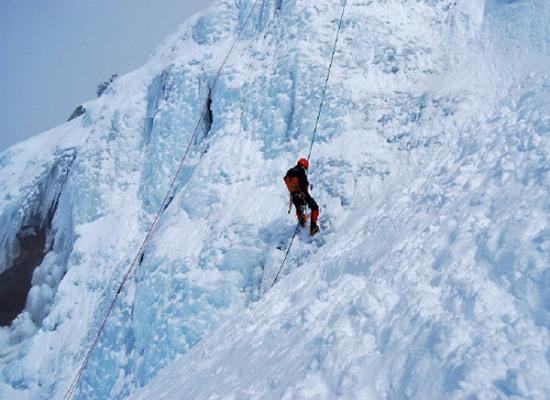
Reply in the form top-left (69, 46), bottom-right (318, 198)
top-left (297, 158), bottom-right (309, 169)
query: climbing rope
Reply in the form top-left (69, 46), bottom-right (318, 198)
top-left (270, 224), bottom-right (300, 286)
top-left (270, 0), bottom-right (348, 288)
top-left (62, 3), bottom-right (259, 399)
top-left (308, 0), bottom-right (347, 160)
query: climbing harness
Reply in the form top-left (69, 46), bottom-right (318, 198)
top-left (62, 2), bottom-right (260, 399)
top-left (271, 0), bottom-right (348, 288)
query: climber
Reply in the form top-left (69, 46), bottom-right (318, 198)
top-left (284, 158), bottom-right (320, 236)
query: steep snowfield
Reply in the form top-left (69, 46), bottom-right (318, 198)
top-left (0, 0), bottom-right (549, 399)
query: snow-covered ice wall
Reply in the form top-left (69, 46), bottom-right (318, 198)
top-left (0, 0), bottom-right (549, 399)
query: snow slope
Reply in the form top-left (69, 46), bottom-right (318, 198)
top-left (0, 0), bottom-right (549, 399)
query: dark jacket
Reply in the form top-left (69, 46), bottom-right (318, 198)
top-left (285, 165), bottom-right (309, 193)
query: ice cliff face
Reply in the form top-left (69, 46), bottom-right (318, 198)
top-left (0, 0), bottom-right (549, 399)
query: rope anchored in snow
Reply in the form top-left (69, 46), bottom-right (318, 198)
top-left (271, 0), bottom-right (348, 288)
top-left (62, 3), bottom-right (260, 399)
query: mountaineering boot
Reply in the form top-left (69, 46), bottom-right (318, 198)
top-left (310, 209), bottom-right (320, 235)
top-left (310, 222), bottom-right (319, 236)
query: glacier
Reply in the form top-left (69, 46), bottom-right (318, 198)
top-left (0, 0), bottom-right (549, 399)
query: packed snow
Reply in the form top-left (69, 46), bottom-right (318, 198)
top-left (0, 0), bottom-right (549, 399)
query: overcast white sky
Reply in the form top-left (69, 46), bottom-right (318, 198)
top-left (0, 0), bottom-right (214, 152)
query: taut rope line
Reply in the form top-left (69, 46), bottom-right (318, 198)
top-left (62, 2), bottom-right (260, 398)
top-left (270, 0), bottom-right (348, 288)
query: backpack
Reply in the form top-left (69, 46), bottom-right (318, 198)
top-left (284, 174), bottom-right (301, 193)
